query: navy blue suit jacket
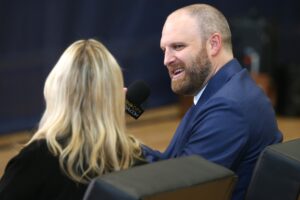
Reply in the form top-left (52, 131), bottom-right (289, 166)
top-left (143, 59), bottom-right (282, 200)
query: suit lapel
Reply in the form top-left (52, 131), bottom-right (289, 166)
top-left (164, 104), bottom-right (197, 157)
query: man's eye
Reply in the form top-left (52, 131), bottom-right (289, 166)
top-left (174, 44), bottom-right (184, 50)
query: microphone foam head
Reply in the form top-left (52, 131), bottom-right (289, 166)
top-left (126, 80), bottom-right (151, 106)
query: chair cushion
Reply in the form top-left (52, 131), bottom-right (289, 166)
top-left (246, 139), bottom-right (300, 200)
top-left (84, 155), bottom-right (237, 200)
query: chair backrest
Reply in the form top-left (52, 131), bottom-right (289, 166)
top-left (246, 138), bottom-right (300, 200)
top-left (83, 155), bottom-right (237, 200)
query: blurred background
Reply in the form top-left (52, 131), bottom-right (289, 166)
top-left (0, 0), bottom-right (300, 134)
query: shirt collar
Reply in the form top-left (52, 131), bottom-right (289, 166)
top-left (193, 85), bottom-right (207, 105)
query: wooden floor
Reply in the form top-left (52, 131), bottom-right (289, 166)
top-left (1, 104), bottom-right (300, 177)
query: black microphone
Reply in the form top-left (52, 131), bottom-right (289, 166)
top-left (126, 80), bottom-right (151, 119)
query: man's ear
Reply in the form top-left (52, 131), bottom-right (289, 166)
top-left (207, 33), bottom-right (222, 56)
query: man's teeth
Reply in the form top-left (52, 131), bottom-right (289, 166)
top-left (174, 69), bottom-right (183, 75)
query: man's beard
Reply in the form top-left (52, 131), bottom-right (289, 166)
top-left (171, 48), bottom-right (212, 96)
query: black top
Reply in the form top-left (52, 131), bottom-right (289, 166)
top-left (0, 139), bottom-right (145, 200)
top-left (0, 139), bottom-right (87, 199)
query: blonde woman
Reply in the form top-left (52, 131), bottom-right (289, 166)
top-left (0, 39), bottom-right (144, 200)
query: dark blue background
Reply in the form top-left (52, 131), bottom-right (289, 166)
top-left (1, 0), bottom-right (299, 134)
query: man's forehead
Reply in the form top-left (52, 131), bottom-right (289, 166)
top-left (163, 11), bottom-right (198, 33)
top-left (160, 13), bottom-right (199, 46)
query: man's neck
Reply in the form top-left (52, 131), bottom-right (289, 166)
top-left (211, 50), bottom-right (233, 76)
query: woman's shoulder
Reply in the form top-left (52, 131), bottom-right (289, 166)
top-left (23, 139), bottom-right (48, 153)
top-left (14, 139), bottom-right (51, 162)
top-left (2, 139), bottom-right (51, 174)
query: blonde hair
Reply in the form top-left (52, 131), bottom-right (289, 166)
top-left (180, 4), bottom-right (232, 51)
top-left (29, 39), bottom-right (142, 183)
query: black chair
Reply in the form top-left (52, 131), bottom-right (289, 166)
top-left (83, 155), bottom-right (237, 200)
top-left (246, 138), bottom-right (300, 200)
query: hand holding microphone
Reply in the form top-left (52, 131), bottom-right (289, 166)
top-left (125, 80), bottom-right (151, 119)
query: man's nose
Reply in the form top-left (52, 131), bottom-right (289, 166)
top-left (163, 49), bottom-right (175, 66)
